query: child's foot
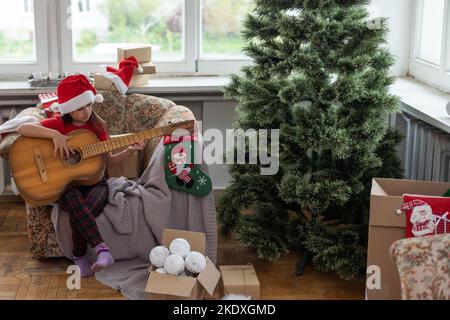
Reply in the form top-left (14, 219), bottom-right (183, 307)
top-left (91, 243), bottom-right (115, 273)
top-left (73, 255), bottom-right (94, 278)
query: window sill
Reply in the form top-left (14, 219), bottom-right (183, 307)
top-left (1, 75), bottom-right (449, 134)
top-left (390, 77), bottom-right (450, 134)
top-left (0, 76), bottom-right (231, 97)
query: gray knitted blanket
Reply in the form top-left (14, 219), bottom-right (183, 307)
top-left (50, 138), bottom-right (217, 300)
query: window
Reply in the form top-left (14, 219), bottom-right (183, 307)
top-left (410, 0), bottom-right (450, 92)
top-left (0, 0), bottom-right (48, 77)
top-left (1, 0), bottom-right (252, 77)
top-left (66, 0), bottom-right (184, 64)
top-left (61, 0), bottom-right (252, 74)
top-left (201, 0), bottom-right (253, 58)
top-left (1, 1), bottom-right (36, 62)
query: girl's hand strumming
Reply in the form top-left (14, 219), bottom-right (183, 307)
top-left (52, 132), bottom-right (74, 160)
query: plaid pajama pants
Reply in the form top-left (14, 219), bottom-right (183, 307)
top-left (58, 178), bottom-right (109, 258)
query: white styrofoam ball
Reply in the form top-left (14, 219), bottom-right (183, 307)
top-left (169, 238), bottom-right (190, 258)
top-left (185, 251), bottom-right (206, 274)
top-left (149, 246), bottom-right (170, 268)
top-left (164, 254), bottom-right (185, 275)
top-left (155, 268), bottom-right (167, 274)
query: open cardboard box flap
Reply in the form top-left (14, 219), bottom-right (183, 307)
top-left (163, 229), bottom-right (206, 254)
top-left (146, 272), bottom-right (197, 297)
top-left (145, 229), bottom-right (220, 297)
top-left (370, 178), bottom-right (450, 228)
top-left (197, 257), bottom-right (221, 295)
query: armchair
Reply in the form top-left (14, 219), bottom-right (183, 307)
top-left (390, 234), bottom-right (450, 300)
top-left (0, 91), bottom-right (196, 259)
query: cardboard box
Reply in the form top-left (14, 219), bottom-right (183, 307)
top-left (129, 74), bottom-right (151, 87)
top-left (219, 264), bottom-right (260, 300)
top-left (93, 73), bottom-right (117, 92)
top-left (94, 73), bottom-right (150, 91)
top-left (145, 229), bottom-right (221, 300)
top-left (106, 134), bottom-right (139, 179)
top-left (367, 178), bottom-right (450, 300)
top-left (117, 45), bottom-right (152, 63)
top-left (135, 62), bottom-right (156, 75)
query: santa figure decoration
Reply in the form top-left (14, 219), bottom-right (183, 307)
top-left (167, 146), bottom-right (195, 189)
top-left (163, 134), bottom-right (212, 197)
top-left (397, 199), bottom-right (436, 237)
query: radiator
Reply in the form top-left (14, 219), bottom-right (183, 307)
top-left (391, 112), bottom-right (450, 182)
top-left (0, 106), bottom-right (28, 195)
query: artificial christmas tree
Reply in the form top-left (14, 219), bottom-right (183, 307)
top-left (217, 0), bottom-right (403, 280)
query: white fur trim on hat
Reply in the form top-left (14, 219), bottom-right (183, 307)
top-left (99, 65), bottom-right (129, 95)
top-left (56, 90), bottom-right (101, 115)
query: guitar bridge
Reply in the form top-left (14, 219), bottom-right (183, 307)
top-left (33, 148), bottom-right (48, 183)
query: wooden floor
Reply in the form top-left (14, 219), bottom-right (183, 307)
top-left (0, 201), bottom-right (365, 300)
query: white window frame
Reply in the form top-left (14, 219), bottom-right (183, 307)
top-left (76, 0), bottom-right (91, 13)
top-left (410, 0), bottom-right (450, 92)
top-left (0, 0), bottom-right (49, 78)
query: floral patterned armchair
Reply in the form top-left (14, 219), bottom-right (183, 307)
top-left (0, 91), bottom-right (196, 259)
top-left (390, 234), bottom-right (450, 300)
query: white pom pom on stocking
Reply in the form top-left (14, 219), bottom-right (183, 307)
top-left (164, 254), bottom-right (185, 275)
top-left (149, 246), bottom-right (170, 268)
top-left (185, 251), bottom-right (206, 274)
top-left (169, 238), bottom-right (190, 258)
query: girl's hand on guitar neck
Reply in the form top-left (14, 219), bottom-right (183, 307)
top-left (52, 132), bottom-right (74, 160)
top-left (127, 140), bottom-right (147, 152)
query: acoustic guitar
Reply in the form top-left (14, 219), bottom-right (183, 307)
top-left (9, 120), bottom-right (195, 206)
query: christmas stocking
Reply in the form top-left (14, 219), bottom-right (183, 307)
top-left (397, 194), bottom-right (450, 238)
top-left (163, 134), bottom-right (212, 197)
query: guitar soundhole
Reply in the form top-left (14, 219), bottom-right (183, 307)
top-left (64, 150), bottom-right (82, 166)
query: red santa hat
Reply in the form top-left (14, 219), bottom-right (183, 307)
top-left (55, 74), bottom-right (104, 115)
top-left (98, 56), bottom-right (143, 95)
top-left (396, 199), bottom-right (430, 215)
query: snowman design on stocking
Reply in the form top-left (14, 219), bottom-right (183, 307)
top-left (167, 147), bottom-right (195, 189)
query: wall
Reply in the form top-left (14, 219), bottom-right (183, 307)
top-left (371, 0), bottom-right (414, 76)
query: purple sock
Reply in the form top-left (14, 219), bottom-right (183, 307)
top-left (73, 255), bottom-right (94, 278)
top-left (91, 242), bottom-right (115, 273)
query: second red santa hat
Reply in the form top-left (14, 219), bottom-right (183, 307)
top-left (98, 56), bottom-right (143, 95)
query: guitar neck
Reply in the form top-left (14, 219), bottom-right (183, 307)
top-left (80, 121), bottom-right (193, 159)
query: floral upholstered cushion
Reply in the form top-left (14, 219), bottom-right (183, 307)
top-left (0, 107), bottom-right (46, 160)
top-left (390, 234), bottom-right (450, 300)
top-left (125, 93), bottom-right (175, 133)
top-left (26, 204), bottom-right (64, 258)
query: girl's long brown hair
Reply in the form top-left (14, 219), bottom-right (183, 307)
top-left (61, 107), bottom-right (108, 137)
